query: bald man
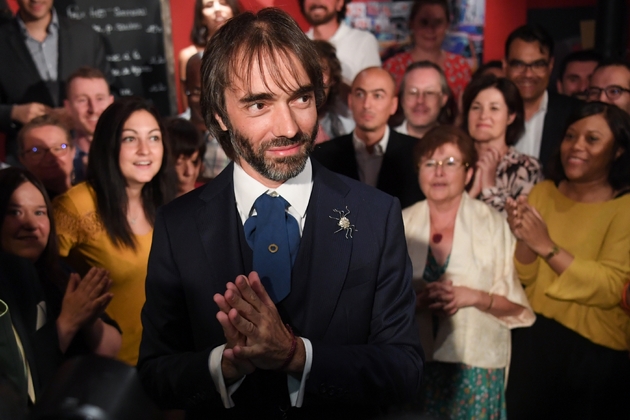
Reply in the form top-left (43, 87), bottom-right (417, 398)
top-left (312, 67), bottom-right (424, 208)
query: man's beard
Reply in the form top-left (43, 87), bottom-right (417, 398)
top-left (305, 6), bottom-right (337, 26)
top-left (231, 125), bottom-right (318, 182)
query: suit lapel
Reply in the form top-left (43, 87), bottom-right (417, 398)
top-left (288, 162), bottom-right (354, 339)
top-left (195, 165), bottom-right (249, 287)
top-left (8, 22), bottom-right (42, 82)
top-left (377, 130), bottom-right (401, 193)
top-left (338, 134), bottom-right (360, 180)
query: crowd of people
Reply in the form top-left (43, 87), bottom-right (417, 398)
top-left (1, 0), bottom-right (630, 419)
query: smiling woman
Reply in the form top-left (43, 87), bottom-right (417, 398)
top-left (52, 98), bottom-right (175, 365)
top-left (462, 75), bottom-right (543, 214)
top-left (0, 167), bottom-right (121, 402)
top-left (505, 101), bottom-right (630, 419)
top-left (403, 125), bottom-right (534, 420)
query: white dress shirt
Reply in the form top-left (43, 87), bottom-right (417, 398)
top-left (514, 91), bottom-right (548, 159)
top-left (352, 125), bottom-right (390, 188)
top-left (306, 22), bottom-right (381, 85)
top-left (209, 159), bottom-right (315, 408)
top-left (394, 120), bottom-right (409, 136)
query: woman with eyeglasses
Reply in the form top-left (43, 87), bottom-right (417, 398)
top-left (504, 102), bottom-right (630, 419)
top-left (53, 98), bottom-right (175, 365)
top-left (383, 0), bottom-right (471, 98)
top-left (403, 126), bottom-right (534, 419)
top-left (463, 75), bottom-right (543, 214)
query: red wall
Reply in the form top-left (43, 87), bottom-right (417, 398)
top-left (484, 0), bottom-right (527, 61)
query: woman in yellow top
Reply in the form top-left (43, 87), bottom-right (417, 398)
top-left (505, 102), bottom-right (630, 419)
top-left (53, 98), bottom-right (175, 365)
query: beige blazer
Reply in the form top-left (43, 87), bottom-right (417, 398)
top-left (403, 193), bottom-right (535, 369)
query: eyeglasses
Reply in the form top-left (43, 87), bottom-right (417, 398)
top-left (22, 143), bottom-right (71, 163)
top-left (507, 59), bottom-right (550, 74)
top-left (419, 156), bottom-right (468, 172)
top-left (586, 85), bottom-right (630, 101)
top-left (403, 88), bottom-right (442, 102)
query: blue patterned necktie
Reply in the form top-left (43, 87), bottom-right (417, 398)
top-left (243, 193), bottom-right (300, 303)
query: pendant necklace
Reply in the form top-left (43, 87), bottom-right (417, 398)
top-left (432, 233), bottom-right (443, 244)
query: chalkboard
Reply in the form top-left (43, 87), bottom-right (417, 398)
top-left (54, 0), bottom-right (177, 117)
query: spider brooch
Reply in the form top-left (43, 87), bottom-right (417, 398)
top-left (329, 206), bottom-right (357, 239)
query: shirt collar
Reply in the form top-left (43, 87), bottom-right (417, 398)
top-left (395, 120), bottom-right (409, 135)
top-left (537, 90), bottom-right (549, 115)
top-left (352, 125), bottom-right (390, 155)
top-left (17, 7), bottom-right (58, 36)
top-left (329, 21), bottom-right (349, 43)
top-left (233, 158), bottom-right (313, 222)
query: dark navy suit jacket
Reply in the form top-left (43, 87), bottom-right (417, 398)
top-left (138, 161), bottom-right (424, 419)
top-left (311, 130), bottom-right (425, 209)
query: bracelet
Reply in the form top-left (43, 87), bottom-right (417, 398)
top-left (544, 244), bottom-right (560, 261)
top-left (277, 324), bottom-right (297, 371)
top-left (484, 293), bottom-right (494, 312)
top-left (622, 282), bottom-right (630, 311)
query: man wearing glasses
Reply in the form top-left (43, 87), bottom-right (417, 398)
top-left (587, 59), bottom-right (630, 115)
top-left (503, 25), bottom-right (579, 171)
top-left (395, 61), bottom-right (453, 140)
top-left (17, 114), bottom-right (75, 199)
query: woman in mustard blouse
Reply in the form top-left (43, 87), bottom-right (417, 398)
top-left (505, 102), bottom-right (630, 419)
top-left (53, 98), bottom-right (175, 365)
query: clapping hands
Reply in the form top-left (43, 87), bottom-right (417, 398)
top-left (214, 272), bottom-right (302, 383)
top-left (469, 147), bottom-right (503, 197)
top-left (506, 196), bottom-right (554, 255)
top-left (59, 267), bottom-right (113, 332)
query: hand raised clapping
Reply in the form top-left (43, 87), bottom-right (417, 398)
top-left (469, 147), bottom-right (503, 197)
top-left (506, 196), bottom-right (554, 255)
top-left (214, 272), bottom-right (302, 383)
top-left (58, 267), bottom-right (113, 332)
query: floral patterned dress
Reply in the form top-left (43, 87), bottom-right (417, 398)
top-left (477, 147), bottom-right (543, 215)
top-left (382, 51), bottom-right (472, 99)
top-left (419, 249), bottom-right (507, 420)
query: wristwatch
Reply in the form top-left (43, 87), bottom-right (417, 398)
top-left (544, 244), bottom-right (560, 261)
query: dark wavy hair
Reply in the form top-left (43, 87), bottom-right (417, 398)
top-left (201, 8), bottom-right (325, 160)
top-left (409, 0), bottom-right (451, 29)
top-left (313, 40), bottom-right (342, 114)
top-left (0, 167), bottom-right (66, 289)
top-left (549, 101), bottom-right (630, 192)
top-left (461, 74), bottom-right (525, 146)
top-left (190, 0), bottom-right (240, 47)
top-left (87, 98), bottom-right (175, 250)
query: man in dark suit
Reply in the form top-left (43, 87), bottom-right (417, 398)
top-left (0, 0), bottom-right (109, 160)
top-left (312, 67), bottom-right (424, 209)
top-left (503, 25), bottom-right (580, 172)
top-left (138, 9), bottom-right (423, 419)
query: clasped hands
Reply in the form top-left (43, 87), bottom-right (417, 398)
top-left (213, 272), bottom-right (303, 384)
top-left (417, 280), bottom-right (478, 316)
top-left (505, 196), bottom-right (554, 255)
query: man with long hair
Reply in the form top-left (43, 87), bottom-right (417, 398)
top-left (138, 8), bottom-right (422, 419)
